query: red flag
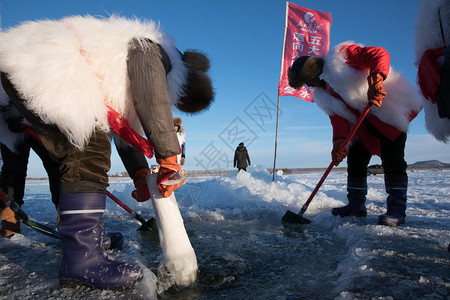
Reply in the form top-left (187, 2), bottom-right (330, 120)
top-left (278, 2), bottom-right (332, 102)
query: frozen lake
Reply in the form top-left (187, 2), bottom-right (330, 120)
top-left (0, 166), bottom-right (449, 299)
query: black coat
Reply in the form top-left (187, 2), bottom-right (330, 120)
top-left (234, 145), bottom-right (250, 169)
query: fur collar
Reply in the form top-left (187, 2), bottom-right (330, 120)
top-left (315, 41), bottom-right (424, 132)
top-left (0, 15), bottom-right (189, 149)
top-left (423, 100), bottom-right (450, 142)
top-left (414, 0), bottom-right (450, 66)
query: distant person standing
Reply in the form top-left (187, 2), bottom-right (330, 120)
top-left (234, 142), bottom-right (251, 172)
top-left (173, 117), bottom-right (186, 165)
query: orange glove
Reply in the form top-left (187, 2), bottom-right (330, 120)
top-left (156, 155), bottom-right (185, 198)
top-left (331, 138), bottom-right (348, 167)
top-left (367, 73), bottom-right (387, 107)
top-left (132, 168), bottom-right (151, 202)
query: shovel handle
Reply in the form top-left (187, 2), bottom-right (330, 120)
top-left (301, 103), bottom-right (372, 212)
top-left (0, 188), bottom-right (61, 239)
top-left (106, 190), bottom-right (152, 226)
top-left (338, 104), bottom-right (372, 153)
top-left (0, 189), bottom-right (11, 206)
top-left (106, 191), bottom-right (134, 214)
top-left (0, 190), bottom-right (25, 219)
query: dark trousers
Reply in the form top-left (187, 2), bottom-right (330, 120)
top-left (0, 136), bottom-right (60, 206)
top-left (347, 121), bottom-right (407, 179)
top-left (1, 73), bottom-right (111, 195)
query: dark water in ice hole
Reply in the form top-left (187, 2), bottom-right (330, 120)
top-left (158, 215), bottom-right (345, 299)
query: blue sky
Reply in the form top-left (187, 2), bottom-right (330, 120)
top-left (1, 0), bottom-right (449, 177)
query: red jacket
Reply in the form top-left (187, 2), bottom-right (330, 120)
top-left (417, 47), bottom-right (444, 103)
top-left (326, 45), bottom-right (419, 156)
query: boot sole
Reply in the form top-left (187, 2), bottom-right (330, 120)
top-left (378, 220), bottom-right (404, 227)
top-left (331, 211), bottom-right (367, 218)
top-left (59, 274), bottom-right (144, 291)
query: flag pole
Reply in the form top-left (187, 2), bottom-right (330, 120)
top-left (272, 95), bottom-right (280, 181)
top-left (273, 2), bottom-right (289, 181)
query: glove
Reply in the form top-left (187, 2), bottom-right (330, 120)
top-left (331, 138), bottom-right (348, 167)
top-left (132, 168), bottom-right (151, 202)
top-left (367, 73), bottom-right (387, 107)
top-left (156, 155), bottom-right (185, 198)
top-left (180, 156), bottom-right (185, 166)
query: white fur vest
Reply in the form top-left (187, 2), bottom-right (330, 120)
top-left (0, 15), bottom-right (189, 149)
top-left (314, 41), bottom-right (424, 132)
top-left (414, 0), bottom-right (450, 142)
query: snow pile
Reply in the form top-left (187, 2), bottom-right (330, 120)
top-left (175, 164), bottom-right (344, 220)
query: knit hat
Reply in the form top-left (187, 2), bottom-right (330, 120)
top-left (176, 50), bottom-right (215, 114)
top-left (288, 56), bottom-right (324, 89)
top-left (173, 117), bottom-right (184, 133)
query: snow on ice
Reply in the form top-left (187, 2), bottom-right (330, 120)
top-left (0, 165), bottom-right (449, 299)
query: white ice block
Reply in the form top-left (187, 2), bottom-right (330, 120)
top-left (146, 173), bottom-right (197, 287)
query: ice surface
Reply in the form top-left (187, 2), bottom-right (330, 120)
top-left (0, 166), bottom-right (449, 299)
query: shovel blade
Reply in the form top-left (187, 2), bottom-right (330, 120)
top-left (23, 217), bottom-right (62, 239)
top-left (282, 210), bottom-right (311, 224)
top-left (137, 217), bottom-right (158, 231)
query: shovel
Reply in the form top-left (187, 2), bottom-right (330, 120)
top-left (0, 189), bottom-right (62, 239)
top-left (282, 103), bottom-right (372, 224)
top-left (106, 190), bottom-right (157, 231)
top-left (105, 168), bottom-right (186, 231)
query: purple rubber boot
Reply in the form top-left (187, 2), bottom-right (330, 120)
top-left (57, 193), bottom-right (143, 289)
top-left (332, 177), bottom-right (367, 217)
top-left (378, 175), bottom-right (407, 227)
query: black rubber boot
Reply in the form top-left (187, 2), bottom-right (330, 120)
top-left (332, 177), bottom-right (367, 217)
top-left (378, 174), bottom-right (407, 227)
top-left (101, 226), bottom-right (124, 250)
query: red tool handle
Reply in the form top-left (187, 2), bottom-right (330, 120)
top-left (302, 103), bottom-right (372, 210)
top-left (106, 190), bottom-right (133, 215)
top-left (0, 189), bottom-right (11, 206)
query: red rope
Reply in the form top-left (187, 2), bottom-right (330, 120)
top-left (106, 105), bottom-right (154, 158)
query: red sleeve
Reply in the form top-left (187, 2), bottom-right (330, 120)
top-left (417, 47), bottom-right (444, 103)
top-left (329, 114), bottom-right (351, 140)
top-left (340, 44), bottom-right (390, 79)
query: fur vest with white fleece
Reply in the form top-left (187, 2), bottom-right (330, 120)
top-left (414, 0), bottom-right (450, 142)
top-left (414, 0), bottom-right (450, 67)
top-left (315, 41), bottom-right (424, 133)
top-left (0, 15), bottom-right (189, 150)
